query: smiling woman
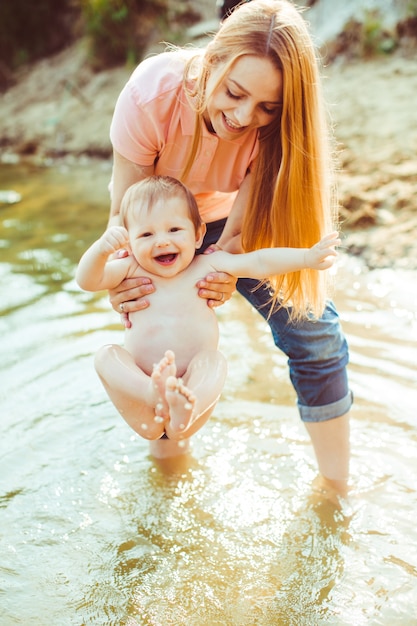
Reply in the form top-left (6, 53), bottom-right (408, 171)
top-left (102, 0), bottom-right (352, 495)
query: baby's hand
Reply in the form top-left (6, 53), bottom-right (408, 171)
top-left (99, 226), bottom-right (129, 256)
top-left (306, 231), bottom-right (341, 270)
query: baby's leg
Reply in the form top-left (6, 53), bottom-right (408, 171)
top-left (164, 349), bottom-right (227, 440)
top-left (94, 344), bottom-right (171, 439)
top-left (165, 376), bottom-right (196, 434)
top-left (150, 350), bottom-right (176, 422)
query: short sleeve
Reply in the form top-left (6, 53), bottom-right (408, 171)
top-left (110, 81), bottom-right (162, 166)
top-left (109, 53), bottom-right (187, 166)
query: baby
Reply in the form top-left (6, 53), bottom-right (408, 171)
top-left (76, 176), bottom-right (339, 456)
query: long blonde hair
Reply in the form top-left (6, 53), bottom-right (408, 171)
top-left (183, 0), bottom-right (337, 320)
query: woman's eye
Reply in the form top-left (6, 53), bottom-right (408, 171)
top-left (262, 105), bottom-right (278, 115)
top-left (226, 88), bottom-right (240, 100)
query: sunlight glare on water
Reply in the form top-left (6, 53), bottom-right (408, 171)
top-left (0, 163), bottom-right (416, 625)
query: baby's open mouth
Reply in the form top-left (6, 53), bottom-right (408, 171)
top-left (155, 253), bottom-right (177, 265)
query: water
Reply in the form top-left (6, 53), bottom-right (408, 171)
top-left (1, 161), bottom-right (416, 625)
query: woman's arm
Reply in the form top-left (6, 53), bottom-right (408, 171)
top-left (214, 172), bottom-right (252, 253)
top-left (107, 150), bottom-right (156, 322)
top-left (109, 150), bottom-right (154, 225)
top-left (196, 173), bottom-right (252, 306)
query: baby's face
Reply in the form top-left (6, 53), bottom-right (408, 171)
top-left (128, 197), bottom-right (204, 277)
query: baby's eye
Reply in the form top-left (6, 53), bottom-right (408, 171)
top-left (170, 227), bottom-right (182, 233)
top-left (139, 232), bottom-right (152, 238)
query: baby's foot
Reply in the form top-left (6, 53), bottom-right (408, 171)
top-left (165, 376), bottom-right (196, 434)
top-left (151, 350), bottom-right (176, 422)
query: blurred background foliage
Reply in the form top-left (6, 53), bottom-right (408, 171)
top-left (0, 0), bottom-right (79, 69)
top-left (0, 0), bottom-right (202, 74)
top-left (1, 0), bottom-right (416, 79)
top-left (79, 0), bottom-right (201, 70)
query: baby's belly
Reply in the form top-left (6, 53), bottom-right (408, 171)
top-left (124, 312), bottom-right (219, 376)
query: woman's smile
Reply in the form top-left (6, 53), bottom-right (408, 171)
top-left (222, 113), bottom-right (245, 132)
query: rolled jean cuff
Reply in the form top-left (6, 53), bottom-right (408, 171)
top-left (298, 390), bottom-right (353, 423)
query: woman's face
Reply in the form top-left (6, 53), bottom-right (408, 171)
top-left (203, 55), bottom-right (282, 140)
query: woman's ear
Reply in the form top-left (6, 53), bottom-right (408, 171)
top-left (195, 222), bottom-right (207, 248)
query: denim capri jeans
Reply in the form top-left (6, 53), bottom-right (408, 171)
top-left (199, 218), bottom-right (353, 423)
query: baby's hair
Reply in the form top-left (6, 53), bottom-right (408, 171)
top-left (120, 176), bottom-right (202, 232)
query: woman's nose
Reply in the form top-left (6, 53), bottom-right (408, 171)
top-left (234, 102), bottom-right (254, 126)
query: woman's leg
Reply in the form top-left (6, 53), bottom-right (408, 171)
top-left (237, 278), bottom-right (352, 494)
top-left (304, 413), bottom-right (350, 496)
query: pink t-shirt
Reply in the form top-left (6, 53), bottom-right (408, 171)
top-left (110, 51), bottom-right (259, 222)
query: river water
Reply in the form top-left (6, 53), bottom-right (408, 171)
top-left (1, 161), bottom-right (416, 625)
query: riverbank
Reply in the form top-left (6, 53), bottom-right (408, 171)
top-left (1, 21), bottom-right (417, 269)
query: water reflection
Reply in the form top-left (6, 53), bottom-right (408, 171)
top-left (1, 162), bottom-right (416, 624)
top-left (70, 448), bottom-right (352, 625)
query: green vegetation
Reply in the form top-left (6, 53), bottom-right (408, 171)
top-left (0, 0), bottom-right (201, 77)
top-left (407, 0), bottom-right (417, 17)
top-left (80, 0), bottom-right (169, 70)
top-left (0, 0), bottom-right (77, 70)
top-left (361, 9), bottom-right (397, 56)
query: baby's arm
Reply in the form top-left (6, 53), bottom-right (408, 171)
top-left (76, 226), bottom-right (131, 291)
top-left (303, 232), bottom-right (341, 270)
top-left (208, 232), bottom-right (340, 279)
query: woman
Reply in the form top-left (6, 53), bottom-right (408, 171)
top-left (105, 0), bottom-right (352, 495)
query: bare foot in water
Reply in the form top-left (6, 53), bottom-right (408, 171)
top-left (165, 376), bottom-right (196, 434)
top-left (150, 350), bottom-right (176, 425)
top-left (311, 474), bottom-right (350, 508)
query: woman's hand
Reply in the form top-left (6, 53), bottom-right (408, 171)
top-left (197, 244), bottom-right (237, 308)
top-left (109, 276), bottom-right (155, 328)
